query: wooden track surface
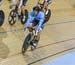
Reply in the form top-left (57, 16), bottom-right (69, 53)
top-left (0, 0), bottom-right (75, 65)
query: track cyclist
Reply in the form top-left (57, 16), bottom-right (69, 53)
top-left (26, 6), bottom-right (45, 49)
top-left (37, 0), bottom-right (52, 14)
top-left (10, 0), bottom-right (28, 21)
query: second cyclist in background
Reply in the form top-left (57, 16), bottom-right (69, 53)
top-left (37, 0), bottom-right (52, 14)
top-left (10, 0), bottom-right (28, 21)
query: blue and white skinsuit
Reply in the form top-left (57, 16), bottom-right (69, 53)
top-left (26, 11), bottom-right (45, 32)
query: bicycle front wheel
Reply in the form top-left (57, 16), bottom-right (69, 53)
top-left (22, 33), bottom-right (31, 54)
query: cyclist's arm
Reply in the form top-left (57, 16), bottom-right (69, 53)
top-left (18, 0), bottom-right (23, 9)
top-left (26, 12), bottom-right (34, 27)
top-left (37, 14), bottom-right (44, 31)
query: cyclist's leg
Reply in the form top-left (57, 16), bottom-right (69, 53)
top-left (26, 19), bottom-right (38, 32)
top-left (21, 0), bottom-right (28, 21)
top-left (11, 0), bottom-right (16, 5)
top-left (42, 1), bottom-right (49, 13)
top-left (9, 0), bottom-right (15, 9)
top-left (32, 19), bottom-right (39, 27)
top-left (26, 19), bottom-right (38, 28)
top-left (26, 20), bottom-right (34, 29)
top-left (0, 0), bottom-right (2, 5)
top-left (31, 20), bottom-right (40, 50)
top-left (43, 0), bottom-right (52, 12)
top-left (10, 0), bottom-right (19, 9)
top-left (15, 0), bottom-right (20, 10)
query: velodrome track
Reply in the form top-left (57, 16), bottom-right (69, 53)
top-left (0, 0), bottom-right (75, 65)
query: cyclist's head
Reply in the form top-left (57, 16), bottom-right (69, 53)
top-left (33, 6), bottom-right (40, 15)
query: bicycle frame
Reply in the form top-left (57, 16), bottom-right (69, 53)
top-left (27, 28), bottom-right (36, 45)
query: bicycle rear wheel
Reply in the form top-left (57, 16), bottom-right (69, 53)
top-left (8, 9), bottom-right (16, 25)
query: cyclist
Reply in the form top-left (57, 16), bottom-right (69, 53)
top-left (37, 0), bottom-right (52, 14)
top-left (10, 0), bottom-right (28, 21)
top-left (26, 6), bottom-right (45, 49)
top-left (9, 0), bottom-right (20, 11)
top-left (21, 0), bottom-right (28, 22)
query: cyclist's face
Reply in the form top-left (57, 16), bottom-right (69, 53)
top-left (34, 11), bottom-right (38, 16)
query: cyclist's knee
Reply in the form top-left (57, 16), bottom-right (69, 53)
top-left (44, 3), bottom-right (48, 9)
top-left (16, 0), bottom-right (19, 4)
top-left (21, 5), bottom-right (25, 10)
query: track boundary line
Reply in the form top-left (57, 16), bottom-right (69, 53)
top-left (0, 20), bottom-right (75, 34)
top-left (36, 38), bottom-right (75, 49)
top-left (28, 47), bottom-right (75, 65)
top-left (2, 37), bottom-right (75, 63)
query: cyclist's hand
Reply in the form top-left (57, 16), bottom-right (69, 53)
top-left (35, 30), bottom-right (39, 36)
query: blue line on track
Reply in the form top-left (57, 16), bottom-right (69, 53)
top-left (27, 47), bottom-right (75, 65)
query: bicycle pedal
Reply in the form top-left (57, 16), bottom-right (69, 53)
top-left (31, 42), bottom-right (37, 49)
top-left (33, 43), bottom-right (37, 46)
top-left (31, 45), bottom-right (36, 51)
